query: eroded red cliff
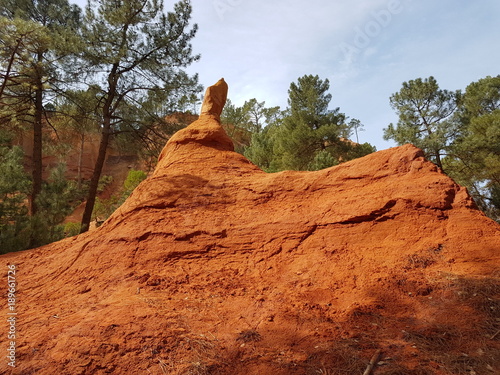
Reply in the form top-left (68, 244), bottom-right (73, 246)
top-left (1, 80), bottom-right (499, 375)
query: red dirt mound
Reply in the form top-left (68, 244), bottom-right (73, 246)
top-left (1, 80), bottom-right (499, 375)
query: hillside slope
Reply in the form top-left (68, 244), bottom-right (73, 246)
top-left (1, 79), bottom-right (499, 375)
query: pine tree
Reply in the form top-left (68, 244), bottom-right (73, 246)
top-left (78, 0), bottom-right (202, 233)
top-left (385, 75), bottom-right (500, 221)
top-left (446, 75), bottom-right (500, 220)
top-left (268, 75), bottom-right (374, 171)
top-left (0, 0), bottom-right (81, 219)
top-left (384, 76), bottom-right (460, 169)
top-left (31, 163), bottom-right (78, 246)
top-left (0, 130), bottom-right (31, 253)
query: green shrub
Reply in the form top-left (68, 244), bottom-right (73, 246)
top-left (64, 222), bottom-right (81, 237)
top-left (92, 169), bottom-right (147, 222)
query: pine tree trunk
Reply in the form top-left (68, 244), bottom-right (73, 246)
top-left (80, 64), bottom-right (118, 233)
top-left (29, 53), bottom-right (44, 248)
top-left (77, 132), bottom-right (84, 190)
top-left (435, 150), bottom-right (443, 170)
top-left (80, 123), bottom-right (110, 233)
top-left (31, 88), bottom-right (43, 216)
top-left (30, 54), bottom-right (44, 216)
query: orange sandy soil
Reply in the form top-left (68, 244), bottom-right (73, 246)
top-left (1, 113), bottom-right (499, 375)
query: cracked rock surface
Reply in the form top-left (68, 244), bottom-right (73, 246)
top-left (1, 82), bottom-right (499, 374)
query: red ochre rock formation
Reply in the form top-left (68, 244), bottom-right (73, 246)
top-left (1, 80), bottom-right (499, 374)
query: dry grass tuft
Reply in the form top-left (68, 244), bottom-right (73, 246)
top-left (236, 329), bottom-right (262, 343)
top-left (299, 341), bottom-right (366, 375)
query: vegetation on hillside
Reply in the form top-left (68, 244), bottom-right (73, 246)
top-left (0, 0), bottom-right (201, 252)
top-left (241, 75), bottom-right (376, 172)
top-left (384, 75), bottom-right (500, 221)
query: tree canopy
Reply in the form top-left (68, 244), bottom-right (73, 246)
top-left (77, 0), bottom-right (202, 232)
top-left (385, 75), bottom-right (500, 221)
top-left (243, 74), bottom-right (375, 172)
top-left (384, 76), bottom-right (460, 169)
top-left (0, 0), bottom-right (203, 249)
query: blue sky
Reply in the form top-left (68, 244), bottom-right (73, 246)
top-left (74, 0), bottom-right (500, 150)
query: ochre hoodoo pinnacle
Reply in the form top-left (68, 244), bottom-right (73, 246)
top-left (199, 78), bottom-right (228, 120)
